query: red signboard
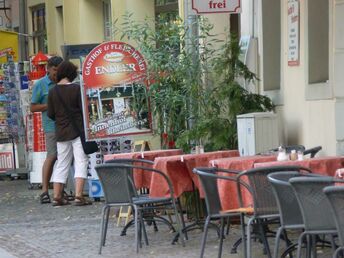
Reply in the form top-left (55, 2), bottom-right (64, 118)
top-left (0, 152), bottom-right (14, 172)
top-left (82, 41), bottom-right (147, 88)
top-left (81, 42), bottom-right (151, 140)
top-left (192, 0), bottom-right (241, 14)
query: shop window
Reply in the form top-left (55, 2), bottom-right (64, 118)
top-left (261, 0), bottom-right (281, 91)
top-left (31, 4), bottom-right (47, 53)
top-left (103, 0), bottom-right (112, 41)
top-left (308, 0), bottom-right (329, 84)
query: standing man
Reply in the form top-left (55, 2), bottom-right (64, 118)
top-left (31, 56), bottom-right (63, 204)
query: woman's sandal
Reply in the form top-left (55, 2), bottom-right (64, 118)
top-left (40, 192), bottom-right (51, 204)
top-left (74, 196), bottom-right (92, 206)
top-left (52, 197), bottom-right (70, 207)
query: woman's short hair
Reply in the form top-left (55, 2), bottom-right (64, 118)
top-left (56, 61), bottom-right (78, 82)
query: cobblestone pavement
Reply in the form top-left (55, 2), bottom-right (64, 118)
top-left (0, 179), bottom-right (335, 258)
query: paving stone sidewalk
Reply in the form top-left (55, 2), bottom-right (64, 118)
top-left (0, 179), bottom-right (334, 258)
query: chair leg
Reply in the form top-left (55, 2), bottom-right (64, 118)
top-left (99, 206), bottom-right (108, 254)
top-left (218, 217), bottom-right (225, 258)
top-left (273, 226), bottom-right (284, 258)
top-left (297, 232), bottom-right (307, 258)
top-left (103, 206), bottom-right (111, 246)
top-left (226, 217), bottom-right (231, 235)
top-left (333, 247), bottom-right (344, 258)
top-left (257, 219), bottom-right (272, 258)
top-left (140, 210), bottom-right (149, 246)
top-left (177, 198), bottom-right (188, 240)
top-left (311, 235), bottom-right (317, 258)
top-left (246, 217), bottom-right (254, 258)
top-left (173, 200), bottom-right (185, 247)
top-left (240, 213), bottom-right (247, 258)
top-left (200, 216), bottom-right (211, 258)
top-left (134, 205), bottom-right (139, 253)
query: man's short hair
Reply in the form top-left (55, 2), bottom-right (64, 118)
top-left (47, 56), bottom-right (63, 68)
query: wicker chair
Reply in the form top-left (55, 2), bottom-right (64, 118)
top-left (95, 163), bottom-right (185, 254)
top-left (289, 176), bottom-right (337, 258)
top-left (193, 167), bottom-right (249, 258)
top-left (267, 170), bottom-right (317, 258)
top-left (324, 185), bottom-right (344, 258)
top-left (237, 165), bottom-right (313, 258)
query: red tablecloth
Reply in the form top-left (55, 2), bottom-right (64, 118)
top-left (253, 156), bottom-right (344, 176)
top-left (103, 149), bottom-right (183, 188)
top-left (150, 150), bottom-right (240, 198)
top-left (210, 155), bottom-right (278, 210)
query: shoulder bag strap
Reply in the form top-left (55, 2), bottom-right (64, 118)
top-left (54, 85), bottom-right (81, 136)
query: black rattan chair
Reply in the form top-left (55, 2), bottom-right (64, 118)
top-left (324, 185), bottom-right (344, 258)
top-left (237, 165), bottom-right (313, 258)
top-left (95, 163), bottom-right (185, 254)
top-left (267, 170), bottom-right (317, 258)
top-left (104, 159), bottom-right (180, 235)
top-left (289, 176), bottom-right (337, 258)
top-left (193, 167), bottom-right (249, 258)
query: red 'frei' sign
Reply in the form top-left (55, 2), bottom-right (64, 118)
top-left (82, 41), bottom-right (147, 88)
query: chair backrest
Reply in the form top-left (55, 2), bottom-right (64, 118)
top-left (268, 171), bottom-right (316, 227)
top-left (193, 167), bottom-right (242, 216)
top-left (303, 146), bottom-right (322, 158)
top-left (324, 185), bottom-right (344, 245)
top-left (289, 176), bottom-right (335, 231)
top-left (237, 166), bottom-right (312, 217)
top-left (95, 164), bottom-right (133, 204)
top-left (104, 158), bottom-right (154, 196)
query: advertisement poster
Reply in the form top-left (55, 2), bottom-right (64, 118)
top-left (0, 30), bottom-right (18, 64)
top-left (81, 41), bottom-right (151, 140)
top-left (287, 0), bottom-right (299, 66)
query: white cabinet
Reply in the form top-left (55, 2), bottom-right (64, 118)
top-left (237, 112), bottom-right (279, 156)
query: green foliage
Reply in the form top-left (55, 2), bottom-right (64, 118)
top-left (114, 13), bottom-right (274, 151)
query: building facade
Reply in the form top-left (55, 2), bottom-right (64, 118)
top-left (24, 0), bottom-right (344, 155)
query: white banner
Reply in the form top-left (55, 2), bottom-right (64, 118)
top-left (287, 0), bottom-right (300, 66)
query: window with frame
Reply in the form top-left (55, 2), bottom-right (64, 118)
top-left (261, 0), bottom-right (281, 91)
top-left (308, 0), bottom-right (329, 84)
top-left (31, 5), bottom-right (47, 53)
top-left (103, 0), bottom-right (112, 41)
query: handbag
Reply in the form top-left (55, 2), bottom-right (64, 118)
top-left (55, 85), bottom-right (99, 155)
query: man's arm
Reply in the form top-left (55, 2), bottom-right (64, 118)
top-left (30, 103), bottom-right (47, 113)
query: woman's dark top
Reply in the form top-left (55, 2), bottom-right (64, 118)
top-left (47, 83), bottom-right (84, 142)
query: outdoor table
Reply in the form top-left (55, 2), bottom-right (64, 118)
top-left (209, 155), bottom-right (277, 210)
top-left (150, 150), bottom-right (240, 244)
top-left (150, 150), bottom-right (240, 198)
top-left (103, 149), bottom-right (183, 188)
top-left (253, 156), bottom-right (344, 176)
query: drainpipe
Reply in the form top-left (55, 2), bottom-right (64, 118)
top-left (19, 0), bottom-right (28, 60)
top-left (184, 0), bottom-right (199, 131)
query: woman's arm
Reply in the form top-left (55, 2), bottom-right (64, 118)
top-left (47, 89), bottom-right (56, 121)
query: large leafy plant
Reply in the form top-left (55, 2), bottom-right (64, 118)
top-left (114, 14), bottom-right (273, 151)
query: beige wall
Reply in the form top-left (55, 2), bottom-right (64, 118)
top-left (281, 0), bottom-right (336, 155)
top-left (236, 0), bottom-right (339, 155)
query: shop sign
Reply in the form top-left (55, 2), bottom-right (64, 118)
top-left (287, 0), bottom-right (300, 66)
top-left (192, 0), bottom-right (241, 14)
top-left (0, 152), bottom-right (14, 172)
top-left (81, 41), bottom-right (151, 141)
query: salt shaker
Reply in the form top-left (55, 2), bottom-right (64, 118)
top-left (277, 146), bottom-right (288, 161)
top-left (297, 150), bottom-right (304, 161)
top-left (290, 150), bottom-right (297, 161)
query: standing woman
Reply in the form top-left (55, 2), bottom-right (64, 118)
top-left (47, 61), bottom-right (91, 206)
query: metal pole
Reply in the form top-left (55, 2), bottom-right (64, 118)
top-left (19, 0), bottom-right (28, 61)
top-left (184, 0), bottom-right (199, 131)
